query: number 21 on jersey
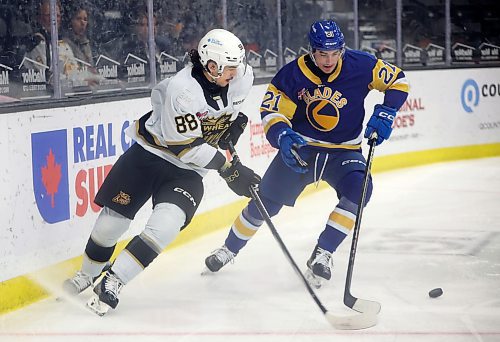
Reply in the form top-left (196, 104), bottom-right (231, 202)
top-left (261, 90), bottom-right (282, 112)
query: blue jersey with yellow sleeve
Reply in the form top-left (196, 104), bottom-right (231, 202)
top-left (261, 49), bottom-right (409, 152)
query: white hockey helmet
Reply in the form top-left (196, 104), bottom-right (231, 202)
top-left (198, 29), bottom-right (246, 75)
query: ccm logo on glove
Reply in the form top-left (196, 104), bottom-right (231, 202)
top-left (222, 169), bottom-right (240, 183)
top-left (378, 111), bottom-right (395, 121)
top-left (218, 160), bottom-right (261, 198)
top-left (364, 104), bottom-right (398, 146)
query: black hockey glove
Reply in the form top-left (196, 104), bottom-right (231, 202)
top-left (218, 112), bottom-right (248, 150)
top-left (218, 160), bottom-right (261, 198)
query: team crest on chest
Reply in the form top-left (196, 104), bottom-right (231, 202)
top-left (201, 113), bottom-right (232, 146)
top-left (301, 86), bottom-right (348, 132)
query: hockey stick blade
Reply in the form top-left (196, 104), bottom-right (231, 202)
top-left (324, 310), bottom-right (378, 330)
top-left (344, 292), bottom-right (381, 314)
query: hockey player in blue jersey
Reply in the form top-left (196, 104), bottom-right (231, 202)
top-left (205, 20), bottom-right (409, 287)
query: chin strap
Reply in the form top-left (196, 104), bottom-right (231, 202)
top-left (203, 69), bottom-right (222, 83)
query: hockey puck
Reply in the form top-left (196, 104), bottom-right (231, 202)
top-left (428, 288), bottom-right (443, 298)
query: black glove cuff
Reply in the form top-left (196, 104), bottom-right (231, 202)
top-left (205, 151), bottom-right (227, 170)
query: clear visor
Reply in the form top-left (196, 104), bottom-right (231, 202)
top-left (309, 46), bottom-right (344, 67)
top-left (216, 54), bottom-right (247, 76)
top-left (308, 43), bottom-right (344, 55)
top-left (240, 54), bottom-right (248, 75)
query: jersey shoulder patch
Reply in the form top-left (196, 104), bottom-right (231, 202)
top-left (168, 68), bottom-right (204, 114)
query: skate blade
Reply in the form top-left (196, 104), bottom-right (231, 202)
top-left (62, 279), bottom-right (87, 296)
top-left (200, 267), bottom-right (216, 276)
top-left (62, 280), bottom-right (78, 296)
top-left (304, 269), bottom-right (324, 289)
top-left (86, 295), bottom-right (111, 316)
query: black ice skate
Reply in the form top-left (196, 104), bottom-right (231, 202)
top-left (63, 263), bottom-right (111, 295)
top-left (204, 245), bottom-right (236, 273)
top-left (305, 245), bottom-right (332, 289)
top-left (86, 270), bottom-right (124, 316)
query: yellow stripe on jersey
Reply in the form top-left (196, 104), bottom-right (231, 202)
top-left (307, 141), bottom-right (362, 150)
top-left (136, 118), bottom-right (199, 147)
top-left (232, 215), bottom-right (259, 240)
top-left (369, 59), bottom-right (409, 93)
top-left (164, 138), bottom-right (198, 145)
top-left (327, 56), bottom-right (343, 83)
top-left (388, 77), bottom-right (411, 93)
top-left (297, 54), bottom-right (343, 84)
top-left (177, 147), bottom-right (195, 159)
top-left (262, 114), bottom-right (291, 134)
top-left (298, 55), bottom-right (322, 84)
top-left (261, 83), bottom-right (297, 119)
top-left (135, 120), bottom-right (199, 158)
top-left (135, 120), bottom-right (169, 152)
top-left (329, 211), bottom-right (355, 231)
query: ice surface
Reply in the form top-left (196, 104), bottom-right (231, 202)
top-left (1, 157), bottom-right (499, 342)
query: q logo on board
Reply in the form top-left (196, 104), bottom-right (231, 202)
top-left (460, 79), bottom-right (479, 113)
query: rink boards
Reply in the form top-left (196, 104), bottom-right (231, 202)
top-left (0, 67), bottom-right (499, 314)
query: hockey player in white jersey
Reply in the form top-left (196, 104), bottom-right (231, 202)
top-left (63, 28), bottom-right (261, 316)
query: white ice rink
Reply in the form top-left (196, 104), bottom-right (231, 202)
top-left (1, 157), bottom-right (500, 342)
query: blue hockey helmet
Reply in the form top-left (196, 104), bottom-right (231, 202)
top-left (308, 20), bottom-right (345, 51)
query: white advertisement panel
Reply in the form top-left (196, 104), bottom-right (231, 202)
top-left (365, 68), bottom-right (500, 156)
top-left (1, 98), bottom-right (148, 281)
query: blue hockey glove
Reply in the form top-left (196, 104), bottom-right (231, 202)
top-left (364, 104), bottom-right (397, 145)
top-left (277, 127), bottom-right (308, 173)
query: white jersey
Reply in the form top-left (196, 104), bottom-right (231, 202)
top-left (126, 63), bottom-right (254, 176)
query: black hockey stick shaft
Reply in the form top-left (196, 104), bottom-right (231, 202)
top-left (227, 142), bottom-right (328, 315)
top-left (343, 137), bottom-right (377, 309)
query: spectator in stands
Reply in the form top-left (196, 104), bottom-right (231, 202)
top-left (0, 7), bottom-right (33, 70)
top-left (154, 2), bottom-right (216, 57)
top-left (171, 18), bottom-right (201, 57)
top-left (226, 0), bottom-right (272, 53)
top-left (117, 6), bottom-right (169, 64)
top-left (62, 2), bottom-right (94, 66)
top-left (23, 0), bottom-right (78, 78)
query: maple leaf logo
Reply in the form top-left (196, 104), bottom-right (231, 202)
top-left (41, 149), bottom-right (62, 208)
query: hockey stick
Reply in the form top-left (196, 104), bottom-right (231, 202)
top-left (227, 142), bottom-right (377, 329)
top-left (343, 136), bottom-right (382, 315)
